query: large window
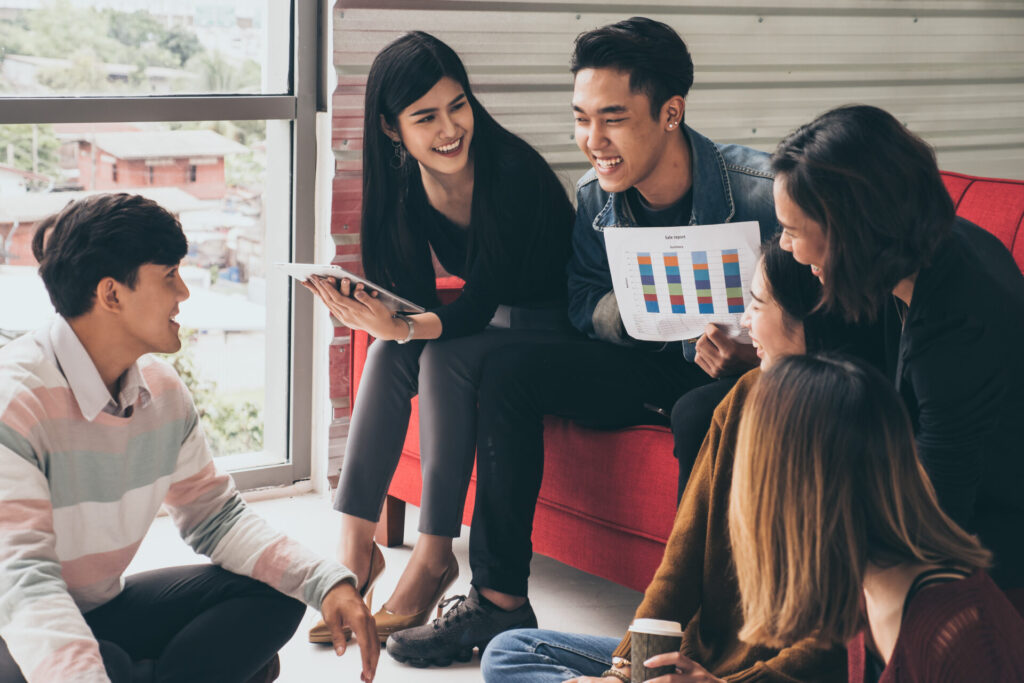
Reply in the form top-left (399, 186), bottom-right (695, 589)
top-left (0, 1), bottom-right (324, 488)
top-left (0, 0), bottom-right (287, 97)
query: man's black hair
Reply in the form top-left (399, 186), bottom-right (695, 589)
top-left (571, 16), bottom-right (694, 120)
top-left (35, 193), bottom-right (188, 318)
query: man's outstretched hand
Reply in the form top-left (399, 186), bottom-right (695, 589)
top-left (320, 580), bottom-right (379, 682)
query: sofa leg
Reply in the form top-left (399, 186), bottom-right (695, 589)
top-left (375, 495), bottom-right (406, 547)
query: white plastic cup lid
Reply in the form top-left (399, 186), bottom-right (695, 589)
top-left (628, 618), bottom-right (684, 637)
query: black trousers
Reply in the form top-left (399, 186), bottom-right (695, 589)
top-left (670, 377), bottom-right (740, 501)
top-left (469, 339), bottom-right (712, 597)
top-left (0, 565), bottom-right (305, 683)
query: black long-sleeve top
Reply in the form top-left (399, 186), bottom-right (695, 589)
top-left (884, 217), bottom-right (1024, 588)
top-left (407, 143), bottom-right (575, 340)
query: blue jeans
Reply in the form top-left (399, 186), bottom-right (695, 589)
top-left (481, 628), bottom-right (619, 683)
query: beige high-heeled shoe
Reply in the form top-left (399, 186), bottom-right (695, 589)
top-left (308, 542), bottom-right (385, 644)
top-left (373, 557), bottom-right (459, 642)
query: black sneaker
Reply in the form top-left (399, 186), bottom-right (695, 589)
top-left (385, 587), bottom-right (537, 667)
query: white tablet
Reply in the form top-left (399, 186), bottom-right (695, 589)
top-left (276, 263), bottom-right (426, 314)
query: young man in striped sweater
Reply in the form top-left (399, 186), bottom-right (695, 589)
top-left (0, 194), bottom-right (378, 683)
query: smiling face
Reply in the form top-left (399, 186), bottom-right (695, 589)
top-left (387, 76), bottom-right (474, 177)
top-left (740, 263), bottom-right (806, 370)
top-left (572, 68), bottom-right (682, 202)
top-left (116, 262), bottom-right (190, 356)
top-left (775, 176), bottom-right (828, 283)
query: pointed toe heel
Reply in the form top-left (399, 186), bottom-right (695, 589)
top-left (308, 542), bottom-right (386, 644)
top-left (375, 558), bottom-right (460, 642)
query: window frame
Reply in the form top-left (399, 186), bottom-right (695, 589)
top-left (0, 1), bottom-right (323, 490)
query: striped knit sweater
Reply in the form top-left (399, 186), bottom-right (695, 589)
top-left (0, 324), bottom-right (355, 683)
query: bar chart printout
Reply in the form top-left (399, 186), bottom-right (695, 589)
top-left (637, 252), bottom-right (659, 313)
top-left (691, 251), bottom-right (714, 313)
top-left (663, 253), bottom-right (686, 313)
top-left (723, 249), bottom-right (745, 313)
top-left (602, 221), bottom-right (761, 342)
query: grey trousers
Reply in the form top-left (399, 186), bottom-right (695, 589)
top-left (334, 326), bottom-right (572, 537)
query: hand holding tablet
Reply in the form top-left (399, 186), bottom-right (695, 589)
top-left (276, 263), bottom-right (425, 314)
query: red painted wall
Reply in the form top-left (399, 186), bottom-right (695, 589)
top-left (0, 221), bottom-right (39, 266)
top-left (326, 47), bottom-right (367, 455)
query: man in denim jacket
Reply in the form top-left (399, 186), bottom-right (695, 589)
top-left (570, 113), bottom-right (776, 351)
top-left (386, 17), bottom-right (778, 669)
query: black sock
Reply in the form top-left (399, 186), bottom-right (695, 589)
top-left (474, 588), bottom-right (522, 612)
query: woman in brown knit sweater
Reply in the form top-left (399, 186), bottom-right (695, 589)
top-left (730, 355), bottom-right (1024, 683)
top-left (481, 241), bottom-right (882, 683)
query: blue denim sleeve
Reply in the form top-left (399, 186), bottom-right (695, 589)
top-left (566, 201), bottom-right (612, 337)
top-left (753, 186), bottom-right (779, 242)
top-left (727, 167), bottom-right (778, 242)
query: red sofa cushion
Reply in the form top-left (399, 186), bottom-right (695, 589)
top-left (350, 170), bottom-right (1024, 593)
top-left (941, 171), bottom-right (1024, 270)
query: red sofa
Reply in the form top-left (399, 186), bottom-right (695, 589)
top-left (352, 170), bottom-right (1024, 593)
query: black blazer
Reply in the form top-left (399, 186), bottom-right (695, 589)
top-left (884, 217), bottom-right (1024, 588)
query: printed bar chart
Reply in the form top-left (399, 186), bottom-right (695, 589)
top-left (663, 253), bottom-right (686, 313)
top-left (637, 252), bottom-right (659, 313)
top-left (691, 251), bottom-right (714, 313)
top-left (722, 249), bottom-right (745, 313)
top-left (602, 220), bottom-right (761, 342)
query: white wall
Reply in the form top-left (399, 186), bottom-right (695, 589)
top-left (334, 0), bottom-right (1024, 181)
top-left (326, 0), bottom-right (1024, 476)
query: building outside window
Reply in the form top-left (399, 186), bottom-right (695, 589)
top-left (0, 0), bottom-right (324, 489)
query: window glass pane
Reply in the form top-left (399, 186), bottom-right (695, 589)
top-left (0, 1), bottom-right (288, 96)
top-left (0, 118), bottom-right (290, 469)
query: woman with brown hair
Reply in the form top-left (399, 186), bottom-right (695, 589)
top-left (772, 104), bottom-right (1024, 590)
top-left (481, 241), bottom-right (883, 683)
top-left (730, 354), bottom-right (1024, 682)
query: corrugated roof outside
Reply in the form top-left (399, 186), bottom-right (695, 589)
top-left (93, 130), bottom-right (248, 160)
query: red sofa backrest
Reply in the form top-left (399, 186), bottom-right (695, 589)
top-left (941, 171), bottom-right (1024, 272)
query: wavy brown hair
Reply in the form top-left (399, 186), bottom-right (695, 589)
top-left (728, 354), bottom-right (990, 647)
top-left (771, 105), bottom-right (954, 324)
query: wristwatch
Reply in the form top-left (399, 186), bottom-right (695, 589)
top-left (395, 315), bottom-right (415, 344)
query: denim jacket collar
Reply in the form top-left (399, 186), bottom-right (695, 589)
top-left (590, 124), bottom-right (736, 230)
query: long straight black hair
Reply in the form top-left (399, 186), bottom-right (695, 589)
top-left (361, 31), bottom-right (565, 304)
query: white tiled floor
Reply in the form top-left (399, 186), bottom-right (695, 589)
top-left (127, 492), bottom-right (641, 682)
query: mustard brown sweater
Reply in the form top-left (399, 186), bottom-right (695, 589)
top-left (612, 369), bottom-right (846, 682)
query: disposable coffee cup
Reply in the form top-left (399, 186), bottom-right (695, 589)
top-left (628, 618), bottom-right (685, 682)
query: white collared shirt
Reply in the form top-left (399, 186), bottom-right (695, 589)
top-left (47, 317), bottom-right (151, 421)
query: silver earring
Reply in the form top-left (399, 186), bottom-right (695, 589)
top-left (390, 138), bottom-right (406, 169)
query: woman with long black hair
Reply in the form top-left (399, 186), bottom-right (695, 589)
top-left (303, 32), bottom-right (575, 644)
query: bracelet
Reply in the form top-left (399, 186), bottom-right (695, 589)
top-left (600, 668), bottom-right (630, 683)
top-left (394, 315), bottom-right (415, 344)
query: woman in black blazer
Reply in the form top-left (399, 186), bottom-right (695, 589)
top-left (770, 104), bottom-right (1024, 591)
